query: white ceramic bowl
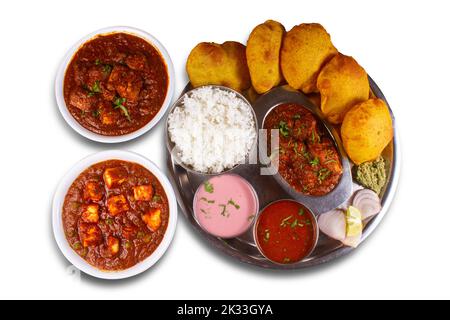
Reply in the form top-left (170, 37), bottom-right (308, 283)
top-left (55, 26), bottom-right (175, 143)
top-left (52, 150), bottom-right (178, 280)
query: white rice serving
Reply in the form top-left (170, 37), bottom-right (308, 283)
top-left (168, 87), bottom-right (256, 173)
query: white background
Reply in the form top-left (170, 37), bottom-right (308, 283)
top-left (0, 0), bottom-right (448, 300)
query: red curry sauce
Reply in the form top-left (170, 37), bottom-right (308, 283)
top-left (63, 33), bottom-right (168, 136)
top-left (62, 160), bottom-right (169, 271)
top-left (264, 103), bottom-right (343, 196)
top-left (256, 200), bottom-right (317, 264)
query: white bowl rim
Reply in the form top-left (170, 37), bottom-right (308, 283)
top-left (52, 150), bottom-right (178, 280)
top-left (55, 26), bottom-right (176, 144)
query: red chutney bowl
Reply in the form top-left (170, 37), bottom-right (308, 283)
top-left (254, 200), bottom-right (319, 265)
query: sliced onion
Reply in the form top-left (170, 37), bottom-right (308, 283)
top-left (352, 189), bottom-right (382, 221)
top-left (342, 234), bottom-right (362, 248)
top-left (337, 183), bottom-right (364, 210)
top-left (318, 210), bottom-right (346, 241)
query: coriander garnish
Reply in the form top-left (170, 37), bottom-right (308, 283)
top-left (302, 149), bottom-right (311, 161)
top-left (152, 194), bottom-right (162, 202)
top-left (102, 64), bottom-right (112, 74)
top-left (280, 215), bottom-right (293, 227)
top-left (204, 181), bottom-right (214, 194)
top-left (293, 142), bottom-right (301, 157)
top-left (310, 157), bottom-right (320, 166)
top-left (317, 168), bottom-right (332, 182)
top-left (200, 197), bottom-right (215, 204)
top-left (87, 80), bottom-right (102, 97)
top-left (92, 109), bottom-right (101, 118)
top-left (278, 121), bottom-right (290, 138)
top-left (114, 97), bottom-right (131, 122)
top-left (227, 199), bottom-right (240, 210)
top-left (95, 59), bottom-right (112, 74)
top-left (219, 204), bottom-right (228, 217)
top-left (310, 131), bottom-right (321, 143)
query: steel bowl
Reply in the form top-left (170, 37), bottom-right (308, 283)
top-left (164, 85), bottom-right (259, 176)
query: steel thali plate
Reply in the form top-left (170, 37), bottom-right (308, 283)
top-left (165, 78), bottom-right (400, 270)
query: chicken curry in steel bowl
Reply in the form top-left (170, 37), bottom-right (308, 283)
top-left (56, 27), bottom-right (174, 142)
top-left (264, 103), bottom-right (343, 197)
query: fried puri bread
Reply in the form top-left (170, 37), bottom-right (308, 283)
top-left (186, 41), bottom-right (251, 92)
top-left (341, 98), bottom-right (393, 165)
top-left (317, 54), bottom-right (370, 124)
top-left (281, 23), bottom-right (337, 93)
top-left (246, 20), bottom-right (285, 94)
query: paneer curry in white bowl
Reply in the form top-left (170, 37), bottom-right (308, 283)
top-left (52, 150), bottom-right (177, 279)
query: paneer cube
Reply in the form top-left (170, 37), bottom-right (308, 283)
top-left (107, 236), bottom-right (120, 256)
top-left (107, 194), bottom-right (129, 216)
top-left (142, 208), bottom-right (162, 232)
top-left (133, 185), bottom-right (154, 201)
top-left (83, 181), bottom-right (104, 202)
top-left (78, 223), bottom-right (102, 248)
top-left (103, 167), bottom-right (128, 189)
top-left (81, 204), bottom-right (100, 223)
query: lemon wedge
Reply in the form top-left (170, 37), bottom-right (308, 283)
top-left (346, 206), bottom-right (363, 237)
